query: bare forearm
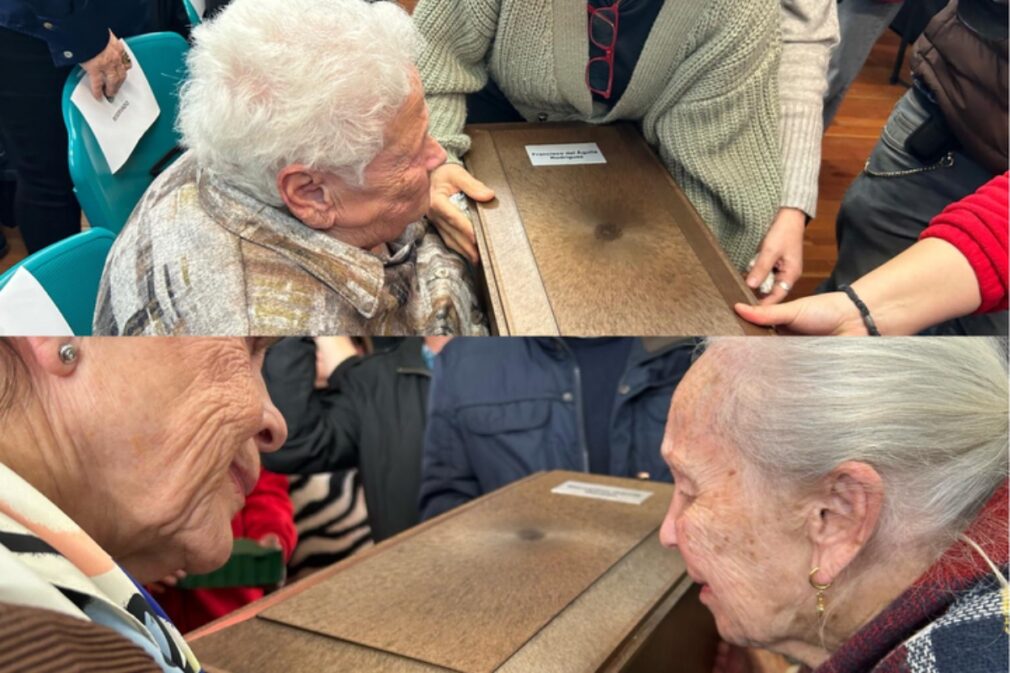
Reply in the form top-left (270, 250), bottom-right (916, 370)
top-left (850, 238), bottom-right (982, 335)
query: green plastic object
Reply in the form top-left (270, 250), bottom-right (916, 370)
top-left (61, 32), bottom-right (190, 234)
top-left (177, 539), bottom-right (284, 590)
top-left (0, 227), bottom-right (116, 336)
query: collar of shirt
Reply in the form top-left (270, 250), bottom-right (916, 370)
top-left (195, 167), bottom-right (425, 320)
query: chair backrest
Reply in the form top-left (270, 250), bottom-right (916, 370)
top-left (0, 228), bottom-right (117, 336)
top-left (182, 0), bottom-right (203, 26)
top-left (61, 32), bottom-right (190, 234)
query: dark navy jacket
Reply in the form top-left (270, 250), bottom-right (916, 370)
top-left (1, 1), bottom-right (151, 66)
top-left (419, 337), bottom-right (695, 520)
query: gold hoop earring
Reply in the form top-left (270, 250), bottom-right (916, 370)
top-left (809, 567), bottom-right (832, 617)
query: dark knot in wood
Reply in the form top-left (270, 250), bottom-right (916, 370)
top-left (516, 528), bottom-right (545, 541)
top-left (594, 222), bottom-right (622, 242)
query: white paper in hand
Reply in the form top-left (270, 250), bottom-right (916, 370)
top-left (0, 268), bottom-right (73, 336)
top-left (70, 43), bottom-right (161, 174)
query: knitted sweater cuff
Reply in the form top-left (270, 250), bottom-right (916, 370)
top-left (780, 100), bottom-right (822, 218)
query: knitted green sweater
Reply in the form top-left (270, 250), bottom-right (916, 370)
top-left (415, 0), bottom-right (783, 271)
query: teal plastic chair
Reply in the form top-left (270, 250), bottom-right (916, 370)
top-left (61, 32), bottom-right (190, 234)
top-left (0, 228), bottom-right (116, 336)
top-left (182, 0), bottom-right (203, 26)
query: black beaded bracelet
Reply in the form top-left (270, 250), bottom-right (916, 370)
top-left (839, 284), bottom-right (881, 336)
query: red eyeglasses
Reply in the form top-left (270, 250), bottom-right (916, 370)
top-left (586, 0), bottom-right (622, 100)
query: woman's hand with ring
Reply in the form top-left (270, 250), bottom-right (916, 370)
top-left (746, 207), bottom-right (806, 305)
top-left (81, 30), bottom-right (132, 101)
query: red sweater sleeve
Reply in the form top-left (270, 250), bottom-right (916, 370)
top-left (920, 173), bottom-right (1009, 314)
top-left (153, 470), bottom-right (298, 633)
top-left (232, 469), bottom-right (298, 561)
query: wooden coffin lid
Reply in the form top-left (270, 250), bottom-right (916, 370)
top-left (463, 123), bottom-right (770, 336)
top-left (190, 472), bottom-right (696, 673)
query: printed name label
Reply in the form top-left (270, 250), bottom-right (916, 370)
top-left (525, 143), bottom-right (607, 166)
top-left (551, 480), bottom-right (653, 505)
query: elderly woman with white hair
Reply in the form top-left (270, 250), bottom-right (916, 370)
top-left (0, 337), bottom-right (287, 671)
top-left (93, 0), bottom-right (486, 336)
top-left (659, 337), bottom-right (1008, 673)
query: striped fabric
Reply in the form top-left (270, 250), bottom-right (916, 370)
top-left (287, 470), bottom-right (373, 581)
top-left (0, 601), bottom-right (161, 673)
top-left (0, 463), bottom-right (201, 673)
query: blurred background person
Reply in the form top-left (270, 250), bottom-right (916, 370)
top-left (420, 337), bottom-right (694, 520)
top-left (263, 336), bottom-right (450, 543)
top-left (0, 1), bottom-right (153, 254)
top-left (660, 337), bottom-right (1007, 673)
top-left (0, 337), bottom-right (287, 671)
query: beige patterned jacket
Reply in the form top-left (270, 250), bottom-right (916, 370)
top-left (93, 154), bottom-right (487, 336)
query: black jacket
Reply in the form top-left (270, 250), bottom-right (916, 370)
top-left (262, 338), bottom-right (430, 542)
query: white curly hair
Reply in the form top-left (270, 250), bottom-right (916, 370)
top-left (177, 0), bottom-right (421, 206)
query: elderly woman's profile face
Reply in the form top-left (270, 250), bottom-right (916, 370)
top-left (657, 350), bottom-right (811, 650)
top-left (301, 73), bottom-right (447, 249)
top-left (71, 338), bottom-right (287, 578)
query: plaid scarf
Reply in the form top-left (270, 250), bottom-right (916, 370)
top-left (817, 481), bottom-right (1009, 673)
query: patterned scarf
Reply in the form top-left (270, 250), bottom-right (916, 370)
top-left (0, 463), bottom-right (202, 672)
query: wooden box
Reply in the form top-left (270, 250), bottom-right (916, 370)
top-left (461, 122), bottom-right (769, 336)
top-left (189, 471), bottom-right (718, 673)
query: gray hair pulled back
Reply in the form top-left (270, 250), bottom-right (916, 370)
top-left (703, 337), bottom-right (1008, 554)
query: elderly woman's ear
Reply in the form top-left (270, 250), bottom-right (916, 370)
top-left (19, 337), bottom-right (82, 377)
top-left (277, 165), bottom-right (339, 230)
top-left (805, 461), bottom-right (885, 584)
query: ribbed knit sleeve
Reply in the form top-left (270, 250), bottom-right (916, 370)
top-left (644, 0), bottom-right (783, 270)
top-left (779, 0), bottom-right (839, 217)
top-left (414, 0), bottom-right (503, 163)
top-left (919, 172), bottom-right (1009, 314)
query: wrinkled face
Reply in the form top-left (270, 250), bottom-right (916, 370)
top-left (78, 338), bottom-right (287, 578)
top-left (657, 351), bottom-right (807, 650)
top-left (322, 74), bottom-right (447, 249)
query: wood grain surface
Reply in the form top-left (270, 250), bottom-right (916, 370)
top-left (464, 123), bottom-right (769, 336)
top-left (464, 129), bottom-right (559, 335)
top-left (192, 615), bottom-right (455, 673)
top-left (258, 472), bottom-right (674, 673)
top-left (495, 532), bottom-right (707, 673)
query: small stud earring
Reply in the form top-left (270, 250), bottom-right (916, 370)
top-left (58, 343), bottom-right (78, 365)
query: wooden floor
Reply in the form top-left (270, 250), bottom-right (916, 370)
top-left (0, 32), bottom-right (908, 293)
top-left (797, 31), bottom-right (907, 297)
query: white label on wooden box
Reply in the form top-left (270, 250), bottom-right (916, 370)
top-left (551, 480), bottom-right (653, 505)
top-left (525, 143), bottom-right (607, 166)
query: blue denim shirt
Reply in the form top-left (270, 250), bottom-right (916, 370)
top-left (0, 0), bottom-right (150, 66)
